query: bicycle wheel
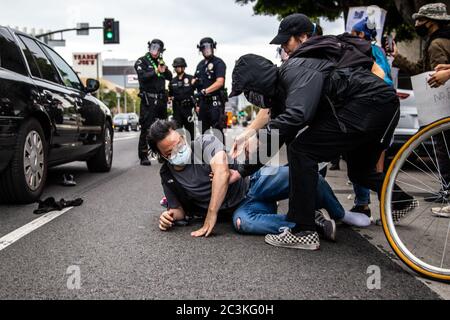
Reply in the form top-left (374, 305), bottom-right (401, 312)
top-left (381, 117), bottom-right (450, 282)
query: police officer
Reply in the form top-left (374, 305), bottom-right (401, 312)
top-left (194, 37), bottom-right (227, 137)
top-left (135, 39), bottom-right (173, 166)
top-left (168, 58), bottom-right (196, 141)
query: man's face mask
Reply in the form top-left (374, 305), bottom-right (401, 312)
top-left (166, 137), bottom-right (192, 167)
top-left (415, 21), bottom-right (430, 38)
top-left (200, 43), bottom-right (214, 58)
top-left (245, 91), bottom-right (266, 108)
top-left (149, 43), bottom-right (162, 58)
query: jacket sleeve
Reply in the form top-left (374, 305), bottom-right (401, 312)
top-left (268, 64), bottom-right (324, 139)
top-left (163, 68), bottom-right (173, 81)
top-left (428, 40), bottom-right (450, 70)
top-left (392, 54), bottom-right (423, 76)
top-left (135, 59), bottom-right (157, 82)
top-left (168, 81), bottom-right (173, 98)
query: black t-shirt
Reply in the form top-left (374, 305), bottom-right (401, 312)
top-left (134, 54), bottom-right (172, 94)
top-left (168, 73), bottom-right (196, 101)
top-left (162, 135), bottom-right (249, 211)
top-left (195, 56), bottom-right (226, 93)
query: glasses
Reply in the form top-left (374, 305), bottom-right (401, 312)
top-left (163, 135), bottom-right (187, 160)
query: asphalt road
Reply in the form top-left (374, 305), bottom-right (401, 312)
top-left (0, 131), bottom-right (444, 300)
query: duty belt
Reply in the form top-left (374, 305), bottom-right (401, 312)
top-left (173, 98), bottom-right (194, 107)
top-left (204, 94), bottom-right (221, 102)
top-left (143, 92), bottom-right (166, 99)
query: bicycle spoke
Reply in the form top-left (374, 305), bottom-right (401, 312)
top-left (396, 179), bottom-right (441, 196)
top-left (406, 158), bottom-right (443, 186)
top-left (413, 148), bottom-right (441, 183)
top-left (421, 142), bottom-right (441, 178)
top-left (431, 136), bottom-right (448, 189)
top-left (405, 201), bottom-right (435, 227)
top-left (441, 131), bottom-right (450, 189)
top-left (399, 169), bottom-right (440, 196)
top-left (412, 217), bottom-right (438, 253)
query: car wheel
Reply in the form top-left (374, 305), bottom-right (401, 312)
top-left (86, 122), bottom-right (113, 173)
top-left (0, 118), bottom-right (48, 204)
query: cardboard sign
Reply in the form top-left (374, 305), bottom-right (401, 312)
top-left (346, 6), bottom-right (387, 45)
top-left (411, 72), bottom-right (450, 126)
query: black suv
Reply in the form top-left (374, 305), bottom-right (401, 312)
top-left (0, 27), bottom-right (113, 204)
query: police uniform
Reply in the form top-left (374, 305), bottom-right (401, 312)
top-left (135, 53), bottom-right (172, 161)
top-left (168, 73), bottom-right (196, 141)
top-left (195, 56), bottom-right (227, 134)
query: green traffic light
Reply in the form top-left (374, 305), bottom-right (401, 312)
top-left (106, 32), bottom-right (113, 39)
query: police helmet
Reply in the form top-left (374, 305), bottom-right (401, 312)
top-left (197, 37), bottom-right (217, 50)
top-left (148, 39), bottom-right (165, 52)
top-left (172, 57), bottom-right (187, 68)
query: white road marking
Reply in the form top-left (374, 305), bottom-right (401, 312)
top-left (114, 134), bottom-right (140, 142)
top-left (0, 207), bottom-right (73, 252)
top-left (114, 136), bottom-right (138, 142)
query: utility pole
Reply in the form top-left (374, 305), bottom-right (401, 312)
top-left (123, 74), bottom-right (127, 114)
top-left (117, 93), bottom-right (121, 114)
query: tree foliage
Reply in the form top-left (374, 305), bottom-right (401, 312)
top-left (236, 0), bottom-right (450, 40)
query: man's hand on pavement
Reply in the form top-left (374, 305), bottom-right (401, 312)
top-left (159, 211), bottom-right (175, 231)
top-left (191, 213), bottom-right (217, 238)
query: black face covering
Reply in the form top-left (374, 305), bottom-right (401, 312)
top-left (245, 91), bottom-right (266, 108)
top-left (415, 23), bottom-right (429, 37)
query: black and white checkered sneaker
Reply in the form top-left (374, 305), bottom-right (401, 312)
top-left (265, 228), bottom-right (320, 251)
top-left (392, 198), bottom-right (419, 224)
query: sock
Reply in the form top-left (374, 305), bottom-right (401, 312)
top-left (341, 211), bottom-right (371, 228)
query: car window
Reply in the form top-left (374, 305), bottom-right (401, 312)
top-left (17, 35), bottom-right (60, 84)
top-left (0, 28), bottom-right (27, 75)
top-left (42, 45), bottom-right (83, 91)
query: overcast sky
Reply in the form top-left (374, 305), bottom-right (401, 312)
top-left (1, 0), bottom-right (345, 88)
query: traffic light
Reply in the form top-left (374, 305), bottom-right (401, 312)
top-left (103, 18), bottom-right (120, 44)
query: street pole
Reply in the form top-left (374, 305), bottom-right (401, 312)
top-left (96, 53), bottom-right (100, 99)
top-left (124, 74), bottom-right (127, 114)
top-left (117, 93), bottom-right (121, 114)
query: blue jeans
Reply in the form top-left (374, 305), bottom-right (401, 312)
top-left (353, 183), bottom-right (371, 206)
top-left (233, 166), bottom-right (345, 235)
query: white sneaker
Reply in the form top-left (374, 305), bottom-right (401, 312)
top-left (432, 206), bottom-right (450, 218)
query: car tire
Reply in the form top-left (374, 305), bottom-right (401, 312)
top-left (0, 118), bottom-right (48, 204)
top-left (86, 122), bottom-right (113, 173)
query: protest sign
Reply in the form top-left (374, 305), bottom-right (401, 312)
top-left (346, 5), bottom-right (387, 45)
top-left (411, 72), bottom-right (450, 126)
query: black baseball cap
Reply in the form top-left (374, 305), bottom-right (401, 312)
top-left (270, 13), bottom-right (314, 45)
